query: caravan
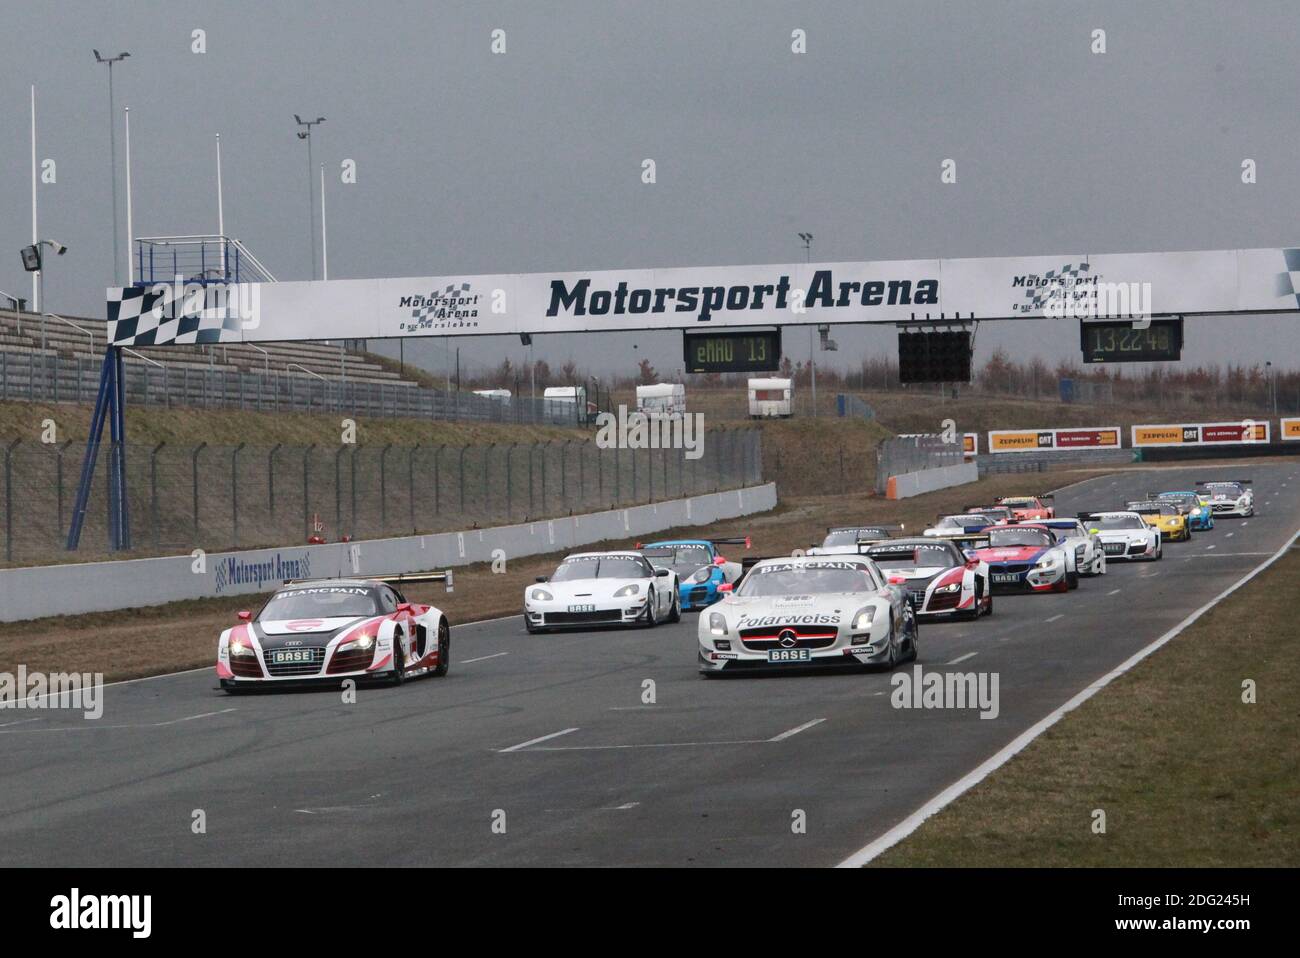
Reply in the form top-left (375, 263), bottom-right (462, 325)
top-left (747, 377), bottom-right (793, 418)
top-left (543, 385), bottom-right (594, 423)
top-left (635, 383), bottom-right (686, 418)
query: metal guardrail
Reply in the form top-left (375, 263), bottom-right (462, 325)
top-left (874, 434), bottom-right (965, 494)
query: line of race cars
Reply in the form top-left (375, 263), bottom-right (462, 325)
top-left (213, 480), bottom-right (1255, 689)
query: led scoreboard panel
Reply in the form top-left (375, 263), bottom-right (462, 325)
top-left (683, 329), bottom-right (781, 374)
top-left (1081, 318), bottom-right (1183, 363)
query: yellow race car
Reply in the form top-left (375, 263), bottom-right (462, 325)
top-left (1125, 500), bottom-right (1191, 542)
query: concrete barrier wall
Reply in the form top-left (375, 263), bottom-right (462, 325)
top-left (885, 462), bottom-right (979, 499)
top-left (0, 483), bottom-right (777, 623)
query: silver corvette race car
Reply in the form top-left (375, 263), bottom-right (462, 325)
top-left (697, 555), bottom-right (917, 675)
top-left (525, 551), bottom-right (680, 632)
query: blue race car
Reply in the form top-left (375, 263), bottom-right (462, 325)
top-left (638, 537), bottom-right (749, 611)
top-left (1154, 490), bottom-right (1215, 530)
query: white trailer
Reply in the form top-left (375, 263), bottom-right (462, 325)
top-left (473, 388), bottom-right (512, 403)
top-left (635, 382), bottom-right (686, 418)
top-left (543, 385), bottom-right (593, 423)
top-left (748, 377), bottom-right (793, 418)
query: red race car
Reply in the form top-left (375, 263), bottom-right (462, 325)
top-left (993, 495), bottom-right (1056, 521)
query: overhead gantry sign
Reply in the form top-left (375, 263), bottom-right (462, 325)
top-left (105, 246), bottom-right (1300, 346)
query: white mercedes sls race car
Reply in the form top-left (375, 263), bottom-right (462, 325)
top-left (525, 551), bottom-right (680, 632)
top-left (216, 575), bottom-right (451, 692)
top-left (1078, 511), bottom-right (1162, 561)
top-left (1195, 479), bottom-right (1255, 517)
top-left (698, 556), bottom-right (916, 675)
top-left (858, 537), bottom-right (992, 619)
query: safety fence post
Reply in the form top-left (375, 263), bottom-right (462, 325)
top-left (191, 442), bottom-right (207, 541)
top-left (150, 442), bottom-right (165, 550)
top-left (232, 443), bottom-right (246, 547)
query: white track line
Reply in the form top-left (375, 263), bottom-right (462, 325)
top-left (460, 652), bottom-right (509, 664)
top-left (1044, 615), bottom-right (1064, 624)
top-left (768, 717), bottom-right (826, 741)
top-left (946, 652), bottom-right (979, 665)
top-left (497, 727), bottom-right (579, 753)
top-left (836, 525), bottom-right (1300, 868)
top-left (1107, 588), bottom-right (1122, 595)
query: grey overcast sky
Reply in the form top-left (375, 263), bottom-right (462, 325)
top-left (3, 0), bottom-right (1299, 381)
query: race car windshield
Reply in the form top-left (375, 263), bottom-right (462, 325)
top-left (260, 588), bottom-right (378, 620)
top-left (1128, 502), bottom-right (1174, 514)
top-left (1091, 515), bottom-right (1147, 530)
top-left (987, 529), bottom-right (1054, 548)
top-left (643, 545), bottom-right (711, 574)
top-left (1158, 493), bottom-right (1198, 508)
top-left (868, 544), bottom-right (957, 569)
top-left (940, 515), bottom-right (991, 528)
top-left (1001, 498), bottom-right (1037, 507)
top-left (551, 557), bottom-right (649, 581)
top-left (1204, 483), bottom-right (1243, 494)
top-left (738, 564), bottom-right (879, 596)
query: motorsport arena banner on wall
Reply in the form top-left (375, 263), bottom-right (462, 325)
top-left (1280, 418), bottom-right (1300, 441)
top-left (104, 246), bottom-right (1300, 345)
top-left (987, 427), bottom-right (1122, 453)
top-left (1131, 421), bottom-right (1271, 447)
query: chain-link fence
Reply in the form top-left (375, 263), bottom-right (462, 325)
top-left (0, 429), bottom-right (763, 566)
top-left (873, 434), bottom-right (965, 494)
top-left (0, 351), bottom-right (597, 426)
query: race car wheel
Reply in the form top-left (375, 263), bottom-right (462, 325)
top-left (388, 632), bottom-right (406, 686)
top-left (1066, 569), bottom-right (1079, 590)
top-left (642, 591), bottom-right (658, 628)
top-left (431, 620), bottom-right (450, 677)
top-left (667, 590), bottom-right (681, 623)
top-left (983, 592), bottom-right (993, 616)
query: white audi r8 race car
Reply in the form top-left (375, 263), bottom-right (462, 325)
top-left (698, 556), bottom-right (916, 674)
top-left (1041, 518), bottom-right (1107, 576)
top-left (1195, 479), bottom-right (1255, 517)
top-left (1078, 511), bottom-right (1162, 561)
top-left (922, 512), bottom-right (999, 537)
top-left (859, 537), bottom-right (992, 619)
top-left (216, 575), bottom-right (451, 692)
top-left (525, 551), bottom-right (679, 632)
top-left (808, 524), bottom-right (903, 555)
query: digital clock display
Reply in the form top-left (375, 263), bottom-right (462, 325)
top-left (1080, 319), bottom-right (1183, 363)
top-left (682, 329), bottom-right (781, 374)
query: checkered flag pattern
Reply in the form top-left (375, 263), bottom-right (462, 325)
top-left (107, 286), bottom-right (243, 346)
top-left (410, 282), bottom-right (473, 323)
top-left (1273, 248), bottom-right (1300, 306)
top-left (1021, 262), bottom-right (1091, 311)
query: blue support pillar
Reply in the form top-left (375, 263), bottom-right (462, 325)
top-left (66, 346), bottom-right (131, 551)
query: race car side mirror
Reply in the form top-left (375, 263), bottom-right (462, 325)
top-left (654, 568), bottom-right (671, 577)
top-left (535, 575), bottom-right (549, 583)
top-left (397, 603), bottom-right (412, 614)
top-left (718, 582), bottom-right (733, 593)
top-left (714, 556), bottom-right (726, 565)
top-left (237, 610), bottom-right (252, 621)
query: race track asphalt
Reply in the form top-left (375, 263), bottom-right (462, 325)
top-left (1, 463), bottom-right (1296, 867)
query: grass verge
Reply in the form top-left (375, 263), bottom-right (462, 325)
top-left (869, 545), bottom-right (1300, 867)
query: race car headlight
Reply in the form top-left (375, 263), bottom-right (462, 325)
top-left (1035, 554), bottom-right (1062, 570)
top-left (529, 588), bottom-right (553, 602)
top-left (708, 612), bottom-right (728, 636)
top-left (338, 633), bottom-right (375, 653)
top-left (851, 607), bottom-right (876, 630)
top-left (935, 583), bottom-right (961, 594)
top-left (229, 636), bottom-right (256, 657)
top-left (689, 567), bottom-right (713, 584)
top-left (1191, 507), bottom-right (1202, 516)
top-left (613, 584), bottom-right (640, 598)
